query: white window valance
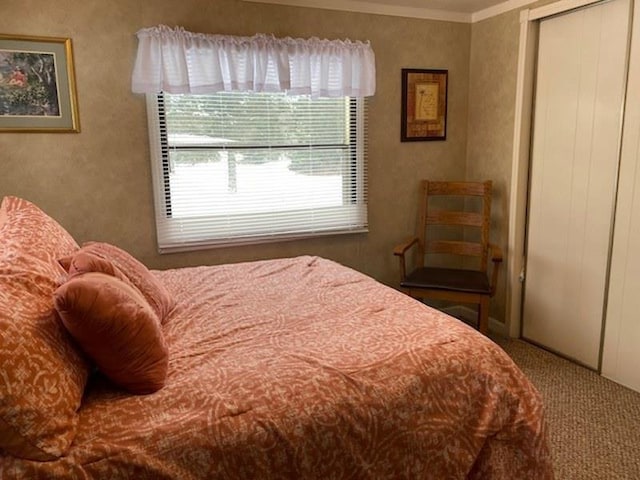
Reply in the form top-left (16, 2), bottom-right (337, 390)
top-left (131, 25), bottom-right (376, 97)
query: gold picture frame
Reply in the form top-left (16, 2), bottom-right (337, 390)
top-left (0, 34), bottom-right (80, 132)
top-left (401, 68), bottom-right (447, 142)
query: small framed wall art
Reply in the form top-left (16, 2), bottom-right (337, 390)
top-left (0, 34), bottom-right (80, 132)
top-left (401, 68), bottom-right (447, 142)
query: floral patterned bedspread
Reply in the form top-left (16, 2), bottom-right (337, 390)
top-left (1, 256), bottom-right (553, 479)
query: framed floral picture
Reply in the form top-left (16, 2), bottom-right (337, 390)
top-left (401, 68), bottom-right (447, 142)
top-left (0, 34), bottom-right (80, 132)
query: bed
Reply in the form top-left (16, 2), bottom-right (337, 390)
top-left (0, 196), bottom-right (553, 479)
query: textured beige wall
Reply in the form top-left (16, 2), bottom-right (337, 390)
top-left (466, 9), bottom-right (521, 324)
top-left (0, 0), bottom-right (471, 287)
top-left (466, 0), bottom-right (565, 327)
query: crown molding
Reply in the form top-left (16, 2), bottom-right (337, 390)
top-left (472, 0), bottom-right (536, 22)
top-left (242, 0), bottom-right (472, 23)
top-left (241, 0), bottom-right (539, 23)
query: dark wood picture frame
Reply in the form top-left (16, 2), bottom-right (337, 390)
top-left (401, 68), bottom-right (448, 142)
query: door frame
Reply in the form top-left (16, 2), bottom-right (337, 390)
top-left (507, 0), bottom-right (615, 338)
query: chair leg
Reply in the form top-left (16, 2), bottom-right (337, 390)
top-left (478, 298), bottom-right (490, 335)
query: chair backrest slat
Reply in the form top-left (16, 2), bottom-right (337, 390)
top-left (427, 211), bottom-right (484, 227)
top-left (427, 181), bottom-right (488, 196)
top-left (426, 240), bottom-right (483, 257)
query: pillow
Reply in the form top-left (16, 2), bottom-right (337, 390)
top-left (54, 272), bottom-right (169, 394)
top-left (65, 251), bottom-right (130, 282)
top-left (60, 242), bottom-right (175, 323)
top-left (0, 197), bottom-right (88, 461)
top-left (0, 196), bottom-right (79, 268)
top-left (0, 203), bottom-right (6, 230)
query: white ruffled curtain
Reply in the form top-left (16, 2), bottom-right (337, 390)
top-left (131, 25), bottom-right (376, 97)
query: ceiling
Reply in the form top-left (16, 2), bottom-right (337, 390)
top-left (242, 0), bottom-right (535, 22)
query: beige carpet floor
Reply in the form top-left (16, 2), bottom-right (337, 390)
top-left (496, 337), bottom-right (640, 479)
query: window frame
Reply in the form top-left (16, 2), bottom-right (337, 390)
top-left (145, 92), bottom-right (368, 253)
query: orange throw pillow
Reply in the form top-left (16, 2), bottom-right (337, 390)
top-left (60, 242), bottom-right (175, 323)
top-left (54, 272), bottom-right (169, 395)
top-left (65, 251), bottom-right (130, 282)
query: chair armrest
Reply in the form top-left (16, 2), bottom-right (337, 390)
top-left (393, 236), bottom-right (419, 283)
top-left (488, 243), bottom-right (503, 296)
top-left (393, 236), bottom-right (419, 257)
top-left (489, 243), bottom-right (503, 263)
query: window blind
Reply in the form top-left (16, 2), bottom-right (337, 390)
top-left (146, 91), bottom-right (367, 252)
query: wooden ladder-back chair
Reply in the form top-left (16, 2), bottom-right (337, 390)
top-left (393, 180), bottom-right (503, 334)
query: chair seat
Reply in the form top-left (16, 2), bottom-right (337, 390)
top-left (401, 267), bottom-right (491, 294)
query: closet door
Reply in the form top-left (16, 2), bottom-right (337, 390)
top-left (522, 0), bottom-right (630, 369)
top-left (602, 3), bottom-right (640, 391)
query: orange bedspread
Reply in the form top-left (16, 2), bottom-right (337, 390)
top-left (1, 256), bottom-right (553, 479)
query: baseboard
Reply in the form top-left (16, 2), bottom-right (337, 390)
top-left (441, 305), bottom-right (509, 337)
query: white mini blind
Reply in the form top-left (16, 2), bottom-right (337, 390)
top-left (146, 91), bottom-right (367, 252)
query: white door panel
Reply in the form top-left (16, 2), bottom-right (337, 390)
top-left (602, 2), bottom-right (640, 391)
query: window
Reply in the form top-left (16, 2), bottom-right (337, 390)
top-left (146, 91), bottom-right (367, 252)
top-left (134, 27), bottom-right (375, 252)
